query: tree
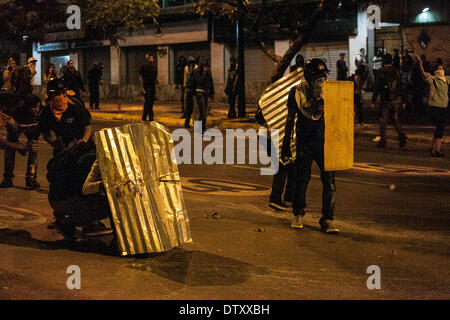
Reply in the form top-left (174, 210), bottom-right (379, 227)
top-left (0, 0), bottom-right (66, 62)
top-left (73, 0), bottom-right (160, 110)
top-left (197, 0), bottom-right (388, 84)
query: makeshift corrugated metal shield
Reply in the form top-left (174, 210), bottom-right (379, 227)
top-left (94, 122), bottom-right (192, 256)
top-left (258, 67), bottom-right (303, 161)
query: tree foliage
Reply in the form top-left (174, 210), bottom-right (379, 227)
top-left (0, 0), bottom-right (66, 61)
top-left (73, 0), bottom-right (160, 47)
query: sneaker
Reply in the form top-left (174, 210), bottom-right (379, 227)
top-left (82, 221), bottom-right (113, 237)
top-left (434, 151), bottom-right (445, 158)
top-left (26, 179), bottom-right (40, 190)
top-left (0, 179), bottom-right (13, 188)
top-left (320, 220), bottom-right (340, 234)
top-left (290, 215), bottom-right (304, 229)
top-left (268, 200), bottom-right (289, 211)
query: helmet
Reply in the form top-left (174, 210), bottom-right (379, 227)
top-left (47, 78), bottom-right (66, 98)
top-left (186, 56), bottom-right (196, 64)
top-left (303, 58), bottom-right (329, 82)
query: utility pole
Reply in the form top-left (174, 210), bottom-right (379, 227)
top-left (236, 0), bottom-right (246, 118)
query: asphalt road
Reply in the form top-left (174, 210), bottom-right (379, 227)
top-left (0, 121), bottom-right (449, 300)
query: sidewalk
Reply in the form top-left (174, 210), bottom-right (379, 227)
top-left (90, 100), bottom-right (440, 145)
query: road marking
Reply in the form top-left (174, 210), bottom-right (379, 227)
top-left (0, 205), bottom-right (47, 229)
top-left (181, 177), bottom-right (270, 196)
top-left (233, 165), bottom-right (392, 188)
top-left (352, 162), bottom-right (450, 176)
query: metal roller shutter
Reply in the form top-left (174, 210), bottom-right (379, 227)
top-left (244, 47), bottom-right (277, 83)
top-left (296, 42), bottom-right (349, 81)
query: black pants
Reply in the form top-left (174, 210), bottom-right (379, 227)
top-left (52, 194), bottom-right (111, 227)
top-left (292, 142), bottom-right (336, 223)
top-left (270, 161), bottom-right (295, 203)
top-left (430, 106), bottom-right (448, 139)
top-left (227, 92), bottom-right (237, 118)
top-left (89, 86), bottom-right (100, 110)
top-left (378, 100), bottom-right (406, 141)
top-left (354, 93), bottom-right (364, 124)
top-left (142, 91), bottom-right (155, 121)
top-left (3, 119), bottom-right (40, 181)
top-left (184, 92), bottom-right (195, 126)
top-left (196, 92), bottom-right (208, 132)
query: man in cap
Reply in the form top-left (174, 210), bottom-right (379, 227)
top-left (283, 58), bottom-right (339, 234)
top-left (39, 78), bottom-right (92, 153)
top-left (15, 57), bottom-right (38, 97)
top-left (336, 53), bottom-right (348, 80)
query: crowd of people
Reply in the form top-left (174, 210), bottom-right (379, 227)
top-left (337, 48), bottom-right (448, 155)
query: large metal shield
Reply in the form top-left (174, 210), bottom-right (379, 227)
top-left (94, 122), bottom-right (192, 256)
top-left (258, 68), bottom-right (303, 161)
top-left (323, 80), bottom-right (354, 171)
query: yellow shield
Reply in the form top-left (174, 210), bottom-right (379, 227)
top-left (323, 81), bottom-right (354, 171)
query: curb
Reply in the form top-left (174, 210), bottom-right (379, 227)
top-left (91, 112), bottom-right (433, 144)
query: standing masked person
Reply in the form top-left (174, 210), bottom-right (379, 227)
top-left (88, 62), bottom-right (104, 110)
top-left (352, 64), bottom-right (367, 128)
top-left (61, 60), bottom-right (85, 101)
top-left (193, 56), bottom-right (214, 133)
top-left (283, 58), bottom-right (339, 234)
top-left (183, 56), bottom-right (197, 128)
top-left (0, 94), bottom-right (41, 189)
top-left (1, 58), bottom-right (18, 93)
top-left (139, 54), bottom-right (157, 121)
top-left (371, 53), bottom-right (408, 149)
top-left (225, 57), bottom-right (239, 119)
top-left (39, 78), bottom-right (92, 153)
top-left (175, 56), bottom-right (186, 116)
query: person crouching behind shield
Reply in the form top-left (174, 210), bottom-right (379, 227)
top-left (283, 58), bottom-right (339, 234)
top-left (47, 142), bottom-right (114, 243)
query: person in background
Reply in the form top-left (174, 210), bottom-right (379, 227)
top-left (371, 53), bottom-right (407, 149)
top-left (183, 56), bottom-right (197, 128)
top-left (193, 56), bottom-right (214, 132)
top-left (414, 54), bottom-right (449, 158)
top-left (61, 60), bottom-right (85, 101)
top-left (1, 58), bottom-right (18, 93)
top-left (353, 64), bottom-right (367, 128)
top-left (225, 57), bottom-right (239, 119)
top-left (175, 56), bottom-right (186, 116)
top-left (393, 49), bottom-right (401, 70)
top-left (88, 62), bottom-right (104, 110)
top-left (372, 49), bottom-right (384, 82)
top-left (139, 54), bottom-right (157, 121)
top-left (336, 53), bottom-right (348, 80)
top-left (43, 63), bottom-right (58, 87)
top-left (15, 57), bottom-right (37, 98)
top-left (0, 94), bottom-right (41, 189)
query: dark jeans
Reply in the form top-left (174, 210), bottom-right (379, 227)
top-left (142, 91), bottom-right (155, 121)
top-left (184, 92), bottom-right (195, 126)
top-left (354, 93), bottom-right (364, 124)
top-left (196, 92), bottom-right (208, 131)
top-left (3, 119), bottom-right (40, 181)
top-left (52, 194), bottom-right (111, 227)
top-left (89, 86), bottom-right (100, 109)
top-left (292, 142), bottom-right (336, 223)
top-left (227, 92), bottom-right (237, 118)
top-left (430, 106), bottom-right (448, 139)
top-left (270, 161), bottom-right (295, 203)
top-left (378, 100), bottom-right (406, 141)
